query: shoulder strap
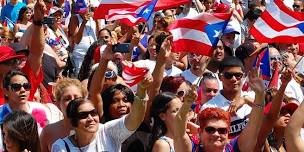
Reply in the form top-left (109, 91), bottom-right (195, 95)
top-left (62, 139), bottom-right (70, 152)
top-left (159, 136), bottom-right (175, 152)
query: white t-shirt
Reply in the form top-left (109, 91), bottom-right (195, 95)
top-left (202, 92), bottom-right (252, 137)
top-left (51, 116), bottom-right (134, 152)
top-left (180, 69), bottom-right (201, 86)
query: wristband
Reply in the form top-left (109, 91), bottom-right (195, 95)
top-left (252, 102), bottom-right (264, 109)
top-left (33, 20), bottom-right (43, 26)
top-left (134, 95), bottom-right (148, 102)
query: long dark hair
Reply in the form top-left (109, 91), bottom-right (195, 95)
top-left (3, 111), bottom-right (40, 152)
top-left (101, 84), bottom-right (134, 122)
top-left (149, 92), bottom-right (177, 151)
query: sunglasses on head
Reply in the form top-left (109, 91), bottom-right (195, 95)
top-left (204, 126), bottom-right (228, 135)
top-left (77, 109), bottom-right (98, 119)
top-left (105, 70), bottom-right (117, 79)
top-left (222, 72), bottom-right (243, 80)
top-left (9, 83), bottom-right (31, 91)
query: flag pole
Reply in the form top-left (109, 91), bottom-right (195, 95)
top-left (292, 56), bottom-right (304, 71)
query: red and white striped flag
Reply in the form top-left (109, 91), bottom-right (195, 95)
top-left (250, 0), bottom-right (304, 43)
top-left (168, 12), bottom-right (232, 56)
top-left (122, 61), bottom-right (149, 87)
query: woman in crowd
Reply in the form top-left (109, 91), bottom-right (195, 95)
top-left (150, 85), bottom-right (197, 152)
top-left (2, 111), bottom-right (40, 152)
top-left (160, 76), bottom-right (191, 100)
top-left (14, 6), bottom-right (33, 37)
top-left (46, 6), bottom-right (69, 62)
top-left (0, 70), bottom-right (62, 130)
top-left (51, 73), bottom-right (151, 151)
top-left (173, 69), bottom-right (266, 152)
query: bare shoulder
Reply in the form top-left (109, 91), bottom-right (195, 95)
top-left (41, 120), bottom-right (66, 142)
top-left (152, 139), bottom-right (171, 152)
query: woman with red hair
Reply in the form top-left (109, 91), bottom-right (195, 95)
top-left (173, 69), bottom-right (266, 152)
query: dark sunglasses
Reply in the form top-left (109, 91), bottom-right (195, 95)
top-left (9, 83), bottom-right (31, 91)
top-left (0, 59), bottom-right (20, 66)
top-left (204, 126), bottom-right (228, 135)
top-left (222, 72), bottom-right (243, 80)
top-left (293, 4), bottom-right (301, 9)
top-left (280, 108), bottom-right (294, 116)
top-left (205, 88), bottom-right (218, 93)
top-left (77, 109), bottom-right (98, 119)
top-left (270, 55), bottom-right (282, 61)
top-left (105, 70), bottom-right (117, 79)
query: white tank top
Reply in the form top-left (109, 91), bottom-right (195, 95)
top-left (73, 14), bottom-right (97, 58)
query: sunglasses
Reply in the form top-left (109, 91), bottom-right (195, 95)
top-left (204, 126), bottom-right (228, 135)
top-left (9, 83), bottom-right (31, 91)
top-left (105, 70), bottom-right (117, 79)
top-left (293, 4), bottom-right (300, 9)
top-left (205, 88), bottom-right (218, 93)
top-left (280, 108), bottom-right (294, 116)
top-left (222, 72), bottom-right (243, 80)
top-left (0, 59), bottom-right (20, 66)
top-left (77, 109), bottom-right (98, 119)
top-left (270, 55), bottom-right (282, 61)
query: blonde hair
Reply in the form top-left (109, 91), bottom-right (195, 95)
top-left (53, 78), bottom-right (88, 102)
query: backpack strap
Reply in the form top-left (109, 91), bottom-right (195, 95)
top-left (62, 139), bottom-right (71, 152)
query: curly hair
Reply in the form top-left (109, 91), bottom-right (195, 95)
top-left (160, 76), bottom-right (186, 94)
top-left (53, 78), bottom-right (88, 102)
top-left (199, 108), bottom-right (231, 129)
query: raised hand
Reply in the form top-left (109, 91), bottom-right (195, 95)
top-left (138, 73), bottom-right (153, 90)
top-left (184, 85), bottom-right (198, 104)
top-left (158, 35), bottom-right (173, 61)
top-left (228, 97), bottom-right (246, 116)
top-left (34, 0), bottom-right (47, 21)
top-left (248, 69), bottom-right (265, 95)
top-left (101, 41), bottom-right (116, 61)
top-left (281, 68), bottom-right (293, 86)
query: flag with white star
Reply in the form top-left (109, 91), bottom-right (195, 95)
top-left (168, 12), bottom-right (232, 56)
top-left (106, 0), bottom-right (157, 26)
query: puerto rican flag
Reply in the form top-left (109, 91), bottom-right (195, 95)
top-left (93, 0), bottom-right (190, 19)
top-left (254, 47), bottom-right (271, 80)
top-left (107, 0), bottom-right (157, 26)
top-left (250, 0), bottom-right (304, 43)
top-left (168, 13), bottom-right (232, 56)
top-left (122, 61), bottom-right (149, 87)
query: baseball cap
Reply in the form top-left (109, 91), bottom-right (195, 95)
top-left (49, 6), bottom-right (64, 15)
top-left (244, 8), bottom-right (262, 21)
top-left (0, 46), bottom-right (25, 63)
top-left (264, 102), bottom-right (299, 114)
top-left (235, 42), bottom-right (256, 62)
top-left (223, 21), bottom-right (240, 34)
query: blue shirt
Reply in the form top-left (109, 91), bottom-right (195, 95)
top-left (1, 2), bottom-right (26, 23)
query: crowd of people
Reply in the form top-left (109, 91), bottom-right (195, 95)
top-left (0, 0), bottom-right (303, 151)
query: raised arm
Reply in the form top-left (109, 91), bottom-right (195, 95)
top-left (145, 35), bottom-right (172, 123)
top-left (28, 0), bottom-right (46, 76)
top-left (254, 68), bottom-right (292, 151)
top-left (173, 86), bottom-right (197, 152)
top-left (88, 43), bottom-right (113, 118)
top-left (238, 69), bottom-right (266, 152)
top-left (125, 75), bottom-right (153, 131)
top-left (285, 100), bottom-right (304, 151)
top-left (68, 12), bottom-right (90, 44)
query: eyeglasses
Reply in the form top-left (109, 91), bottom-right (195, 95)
top-left (222, 72), bottom-right (243, 80)
top-left (204, 126), bottom-right (228, 135)
top-left (0, 59), bottom-right (20, 66)
top-left (105, 70), bottom-right (117, 79)
top-left (270, 55), bottom-right (282, 61)
top-left (77, 109), bottom-right (98, 119)
top-left (9, 83), bottom-right (31, 91)
top-left (293, 4), bottom-right (301, 9)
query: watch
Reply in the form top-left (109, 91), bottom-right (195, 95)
top-left (33, 20), bottom-right (43, 26)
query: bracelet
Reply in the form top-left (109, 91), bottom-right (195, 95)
top-left (33, 20), bottom-right (43, 26)
top-left (134, 95), bottom-right (148, 102)
top-left (252, 102), bottom-right (264, 109)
